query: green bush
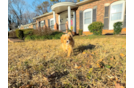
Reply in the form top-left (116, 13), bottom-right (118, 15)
top-left (79, 29), bottom-right (83, 35)
top-left (15, 29), bottom-right (24, 39)
top-left (18, 30), bottom-right (24, 39)
top-left (24, 31), bottom-right (64, 41)
top-left (68, 29), bottom-right (72, 33)
top-left (113, 22), bottom-right (123, 34)
top-left (23, 28), bottom-right (34, 35)
top-left (8, 31), bottom-right (17, 38)
top-left (15, 29), bottom-right (19, 38)
top-left (88, 22), bottom-right (104, 35)
top-left (25, 35), bottom-right (36, 40)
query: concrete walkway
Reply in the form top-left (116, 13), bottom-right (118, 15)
top-left (8, 38), bottom-right (24, 43)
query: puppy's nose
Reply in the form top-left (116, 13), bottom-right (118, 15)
top-left (67, 40), bottom-right (69, 43)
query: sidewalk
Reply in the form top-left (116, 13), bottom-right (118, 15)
top-left (8, 37), bottom-right (24, 43)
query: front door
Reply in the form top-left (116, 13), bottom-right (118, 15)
top-left (83, 9), bottom-right (92, 32)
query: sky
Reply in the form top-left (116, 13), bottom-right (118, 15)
top-left (23, 0), bottom-right (83, 12)
top-left (8, 0), bottom-right (82, 31)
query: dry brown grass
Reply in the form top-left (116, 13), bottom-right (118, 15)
top-left (8, 35), bottom-right (126, 88)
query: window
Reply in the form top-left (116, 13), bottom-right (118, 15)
top-left (50, 20), bottom-right (54, 29)
top-left (83, 8), bottom-right (92, 32)
top-left (40, 21), bottom-right (44, 27)
top-left (33, 24), bottom-right (36, 29)
top-left (111, 3), bottom-right (123, 21)
top-left (84, 11), bottom-right (92, 24)
top-left (109, 1), bottom-right (125, 30)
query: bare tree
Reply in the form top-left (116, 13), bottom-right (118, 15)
top-left (32, 0), bottom-right (49, 16)
top-left (21, 11), bottom-right (36, 25)
top-left (8, 0), bottom-right (37, 30)
top-left (8, 0), bottom-right (27, 30)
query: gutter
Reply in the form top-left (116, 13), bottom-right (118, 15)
top-left (33, 12), bottom-right (53, 20)
top-left (32, 0), bottom-right (97, 20)
top-left (76, 0), bottom-right (97, 6)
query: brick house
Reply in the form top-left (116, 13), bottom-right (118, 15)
top-left (33, 0), bottom-right (126, 35)
top-left (20, 22), bottom-right (36, 30)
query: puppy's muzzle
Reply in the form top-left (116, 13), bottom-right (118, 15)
top-left (66, 40), bottom-right (70, 44)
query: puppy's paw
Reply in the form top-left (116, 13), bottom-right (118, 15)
top-left (67, 56), bottom-right (70, 58)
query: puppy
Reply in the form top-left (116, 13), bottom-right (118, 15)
top-left (60, 32), bottom-right (74, 57)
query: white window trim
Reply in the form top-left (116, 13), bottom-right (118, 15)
top-left (83, 8), bottom-right (93, 32)
top-left (40, 21), bottom-right (44, 27)
top-left (33, 24), bottom-right (36, 29)
top-left (50, 18), bottom-right (54, 30)
top-left (109, 1), bottom-right (125, 30)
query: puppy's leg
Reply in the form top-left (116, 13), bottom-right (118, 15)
top-left (67, 46), bottom-right (73, 57)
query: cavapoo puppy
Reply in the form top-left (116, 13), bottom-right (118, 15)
top-left (60, 32), bottom-right (74, 57)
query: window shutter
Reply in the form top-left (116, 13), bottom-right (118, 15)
top-left (38, 21), bottom-right (40, 27)
top-left (44, 20), bottom-right (46, 25)
top-left (79, 11), bottom-right (83, 29)
top-left (123, 8), bottom-right (126, 28)
top-left (48, 19), bottom-right (50, 27)
top-left (103, 6), bottom-right (109, 29)
top-left (93, 7), bottom-right (97, 22)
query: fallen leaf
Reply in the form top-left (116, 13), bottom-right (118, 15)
top-left (82, 52), bottom-right (86, 54)
top-left (103, 51), bottom-right (107, 53)
top-left (120, 53), bottom-right (125, 57)
top-left (43, 76), bottom-right (48, 82)
top-left (122, 45), bottom-right (125, 48)
top-left (89, 68), bottom-right (93, 73)
top-left (74, 63), bottom-right (78, 68)
top-left (19, 84), bottom-right (32, 88)
top-left (89, 55), bottom-right (93, 58)
top-left (40, 83), bottom-right (43, 88)
top-left (97, 61), bottom-right (105, 68)
top-left (108, 75), bottom-right (115, 80)
top-left (110, 56), bottom-right (115, 61)
top-left (77, 66), bottom-right (81, 69)
top-left (98, 59), bottom-right (103, 62)
top-left (115, 83), bottom-right (124, 88)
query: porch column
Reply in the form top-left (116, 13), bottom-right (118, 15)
top-left (73, 11), bottom-right (76, 33)
top-left (68, 6), bottom-right (71, 30)
top-left (53, 11), bottom-right (56, 24)
top-left (58, 15), bottom-right (61, 31)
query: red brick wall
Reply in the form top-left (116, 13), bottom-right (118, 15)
top-left (76, 0), bottom-right (119, 34)
top-left (35, 13), bottom-right (59, 29)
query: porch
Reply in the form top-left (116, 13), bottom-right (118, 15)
top-left (51, 2), bottom-right (77, 34)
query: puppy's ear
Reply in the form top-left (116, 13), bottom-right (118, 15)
top-left (68, 32), bottom-right (73, 37)
top-left (60, 35), bottom-right (64, 43)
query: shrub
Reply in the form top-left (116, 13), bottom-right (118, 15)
top-left (24, 31), bottom-right (64, 41)
top-left (15, 29), bottom-right (24, 39)
top-left (33, 27), bottom-right (53, 36)
top-left (8, 31), bottom-right (17, 38)
top-left (88, 22), bottom-right (104, 35)
top-left (18, 30), bottom-right (24, 39)
top-left (79, 29), bottom-right (83, 35)
top-left (113, 22), bottom-right (123, 34)
top-left (68, 29), bottom-right (72, 33)
top-left (25, 35), bottom-right (36, 41)
top-left (23, 28), bottom-right (34, 35)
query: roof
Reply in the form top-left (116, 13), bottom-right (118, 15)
top-left (33, 12), bottom-right (53, 20)
top-left (33, 0), bottom-right (97, 20)
top-left (20, 22), bottom-right (36, 27)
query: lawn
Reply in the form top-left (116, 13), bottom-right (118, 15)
top-left (8, 35), bottom-right (126, 88)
